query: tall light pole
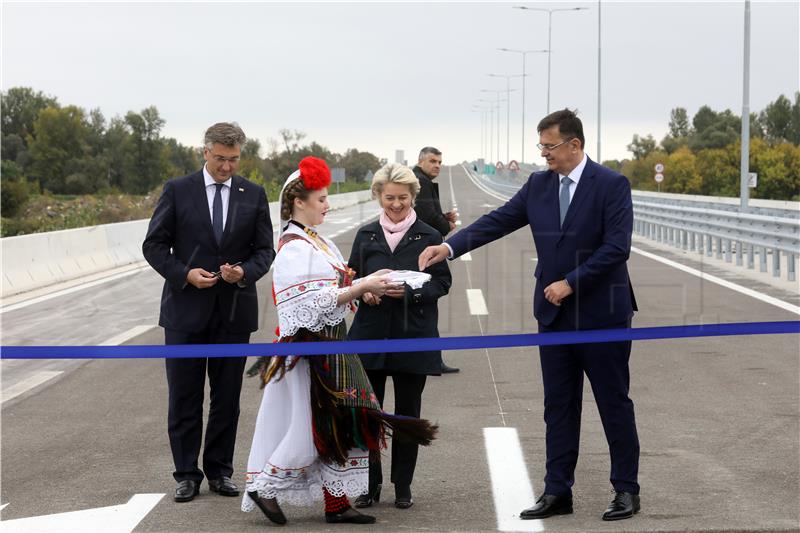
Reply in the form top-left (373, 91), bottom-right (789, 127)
top-left (514, 5), bottom-right (588, 113)
top-left (498, 48), bottom-right (547, 163)
top-left (597, 0), bottom-right (602, 162)
top-left (740, 0), bottom-right (751, 208)
top-left (478, 98), bottom-right (497, 163)
top-left (487, 74), bottom-right (522, 163)
top-left (472, 105), bottom-right (490, 164)
top-left (481, 90), bottom-right (507, 163)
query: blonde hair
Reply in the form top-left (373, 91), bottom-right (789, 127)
top-left (371, 163), bottom-right (420, 201)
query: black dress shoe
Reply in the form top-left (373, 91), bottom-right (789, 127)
top-left (174, 480), bottom-right (200, 502)
top-left (602, 491), bottom-right (640, 521)
top-left (441, 363), bottom-right (460, 374)
top-left (354, 483), bottom-right (381, 508)
top-left (394, 484), bottom-right (413, 509)
top-left (519, 494), bottom-right (573, 519)
top-left (208, 476), bottom-right (239, 496)
top-left (247, 491), bottom-right (287, 525)
top-left (325, 507), bottom-right (376, 524)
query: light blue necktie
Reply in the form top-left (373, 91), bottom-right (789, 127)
top-left (559, 176), bottom-right (572, 228)
top-left (212, 183), bottom-right (224, 244)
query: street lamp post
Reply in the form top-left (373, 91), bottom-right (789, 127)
top-left (471, 105), bottom-right (490, 164)
top-left (487, 74), bottom-right (522, 164)
top-left (514, 5), bottom-right (588, 114)
top-left (498, 48), bottom-right (547, 163)
top-left (481, 90), bottom-right (507, 163)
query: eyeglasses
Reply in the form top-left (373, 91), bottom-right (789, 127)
top-left (208, 151), bottom-right (240, 164)
top-left (536, 138), bottom-right (574, 151)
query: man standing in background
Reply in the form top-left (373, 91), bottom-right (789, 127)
top-left (413, 146), bottom-right (460, 374)
top-left (143, 122), bottom-right (275, 503)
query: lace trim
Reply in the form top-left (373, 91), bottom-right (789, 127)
top-left (241, 457), bottom-right (369, 510)
top-left (275, 278), bottom-right (338, 306)
top-left (277, 287), bottom-right (350, 338)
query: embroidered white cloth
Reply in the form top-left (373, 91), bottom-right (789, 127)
top-left (242, 358), bottom-right (369, 509)
top-left (388, 270), bottom-right (431, 289)
top-left (272, 224), bottom-right (351, 339)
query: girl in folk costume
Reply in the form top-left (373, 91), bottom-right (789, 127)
top-left (242, 157), bottom-right (437, 526)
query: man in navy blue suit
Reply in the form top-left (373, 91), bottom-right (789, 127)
top-left (419, 109), bottom-right (640, 521)
top-left (143, 122), bottom-right (275, 503)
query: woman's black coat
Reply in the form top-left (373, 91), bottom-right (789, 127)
top-left (347, 218), bottom-right (452, 375)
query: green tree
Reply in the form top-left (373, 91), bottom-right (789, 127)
top-left (27, 105), bottom-right (91, 193)
top-left (337, 148), bottom-right (382, 182)
top-left (124, 106), bottom-right (167, 193)
top-left (688, 107), bottom-right (740, 150)
top-left (626, 134), bottom-right (657, 160)
top-left (760, 94), bottom-right (793, 143)
top-left (695, 147), bottom-right (739, 196)
top-left (1, 87), bottom-right (59, 152)
top-left (668, 107), bottom-right (690, 137)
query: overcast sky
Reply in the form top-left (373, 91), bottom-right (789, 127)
top-left (2, 1), bottom-right (798, 168)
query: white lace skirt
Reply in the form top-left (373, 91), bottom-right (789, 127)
top-left (241, 357), bottom-right (370, 511)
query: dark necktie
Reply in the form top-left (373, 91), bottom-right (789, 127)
top-left (212, 183), bottom-right (224, 244)
top-left (559, 176), bottom-right (571, 228)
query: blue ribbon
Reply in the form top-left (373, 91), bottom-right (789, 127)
top-left (1, 321), bottom-right (797, 360)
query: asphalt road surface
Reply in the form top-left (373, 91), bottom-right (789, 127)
top-left (2, 166), bottom-right (798, 533)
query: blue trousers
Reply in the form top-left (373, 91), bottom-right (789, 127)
top-left (538, 315), bottom-right (640, 496)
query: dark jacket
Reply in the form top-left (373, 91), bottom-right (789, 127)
top-left (447, 157), bottom-right (637, 330)
top-left (412, 166), bottom-right (451, 237)
top-left (142, 170), bottom-right (275, 333)
top-left (347, 218), bottom-right (452, 374)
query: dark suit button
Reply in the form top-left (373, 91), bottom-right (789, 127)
top-left (413, 293), bottom-right (423, 304)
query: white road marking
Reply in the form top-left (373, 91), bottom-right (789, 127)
top-left (467, 289), bottom-right (489, 315)
top-left (99, 325), bottom-right (158, 346)
top-left (0, 265), bottom-right (151, 314)
top-left (1, 493), bottom-right (164, 532)
top-left (484, 427), bottom-right (543, 532)
top-left (462, 163), bottom-right (512, 203)
top-left (461, 253), bottom-right (473, 262)
top-left (1, 371), bottom-right (63, 404)
top-left (632, 246), bottom-right (800, 315)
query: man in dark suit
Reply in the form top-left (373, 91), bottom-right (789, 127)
top-left (143, 122), bottom-right (275, 503)
top-left (419, 110), bottom-right (640, 521)
top-left (413, 146), bottom-right (460, 374)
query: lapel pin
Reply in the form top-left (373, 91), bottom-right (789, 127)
top-left (238, 187), bottom-right (244, 192)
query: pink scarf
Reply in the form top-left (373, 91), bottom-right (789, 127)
top-left (379, 209), bottom-right (417, 252)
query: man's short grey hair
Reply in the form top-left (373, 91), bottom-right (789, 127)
top-left (371, 163), bottom-right (420, 200)
top-left (418, 146), bottom-right (442, 162)
top-left (204, 122), bottom-right (246, 149)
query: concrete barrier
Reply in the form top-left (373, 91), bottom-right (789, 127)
top-left (1, 189), bottom-right (372, 299)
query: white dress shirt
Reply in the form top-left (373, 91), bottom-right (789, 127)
top-left (559, 153), bottom-right (588, 203)
top-left (203, 165), bottom-right (231, 231)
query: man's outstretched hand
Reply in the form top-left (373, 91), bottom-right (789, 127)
top-left (418, 244), bottom-right (450, 271)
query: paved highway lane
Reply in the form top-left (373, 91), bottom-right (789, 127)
top-left (1, 167), bottom-right (798, 532)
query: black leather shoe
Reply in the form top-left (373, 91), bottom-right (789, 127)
top-left (602, 491), bottom-right (640, 521)
top-left (208, 476), bottom-right (239, 496)
top-left (394, 484), bottom-right (413, 509)
top-left (519, 494), bottom-right (573, 519)
top-left (247, 491), bottom-right (287, 525)
top-left (441, 363), bottom-right (460, 374)
top-left (174, 480), bottom-right (200, 502)
top-left (325, 507), bottom-right (376, 524)
top-left (354, 483), bottom-right (381, 508)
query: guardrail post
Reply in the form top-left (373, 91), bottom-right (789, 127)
top-left (724, 239), bottom-right (732, 263)
top-left (788, 253), bottom-right (796, 282)
top-left (715, 237), bottom-right (723, 259)
top-left (736, 241), bottom-right (743, 266)
top-left (690, 232), bottom-right (696, 252)
top-left (706, 235), bottom-right (713, 257)
top-left (760, 247), bottom-right (768, 272)
top-left (747, 243), bottom-right (755, 269)
top-left (772, 248), bottom-right (780, 277)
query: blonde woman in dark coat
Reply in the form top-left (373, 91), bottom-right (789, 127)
top-left (347, 163), bottom-right (452, 510)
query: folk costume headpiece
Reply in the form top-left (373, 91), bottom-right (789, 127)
top-left (279, 156), bottom-right (332, 236)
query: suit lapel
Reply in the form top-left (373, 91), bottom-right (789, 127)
top-left (559, 158), bottom-right (597, 238)
top-left (190, 172), bottom-right (217, 243)
top-left (221, 176), bottom-right (241, 245)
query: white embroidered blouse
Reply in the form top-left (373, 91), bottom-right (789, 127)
top-left (272, 224), bottom-right (353, 339)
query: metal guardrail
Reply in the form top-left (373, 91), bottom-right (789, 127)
top-left (632, 191), bottom-right (800, 282)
